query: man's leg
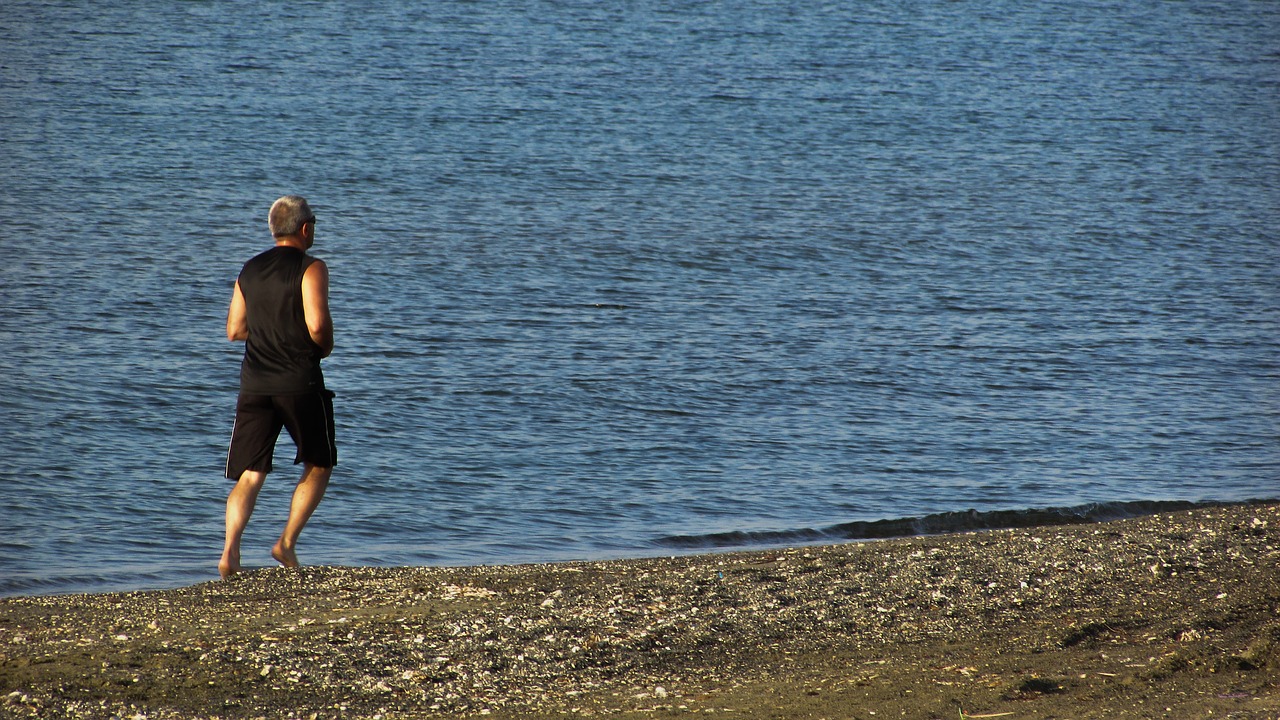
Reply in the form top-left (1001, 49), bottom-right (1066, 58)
top-left (220, 470), bottom-right (267, 579)
top-left (271, 463), bottom-right (331, 568)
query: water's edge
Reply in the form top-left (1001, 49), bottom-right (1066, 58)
top-left (6, 498), bottom-right (1274, 600)
top-left (655, 498), bottom-right (1280, 550)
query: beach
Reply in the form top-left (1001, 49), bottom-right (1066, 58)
top-left (2, 503), bottom-right (1277, 719)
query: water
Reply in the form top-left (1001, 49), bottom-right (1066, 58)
top-left (1, 0), bottom-right (1277, 597)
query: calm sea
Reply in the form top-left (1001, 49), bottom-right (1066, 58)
top-left (1, 0), bottom-right (1277, 597)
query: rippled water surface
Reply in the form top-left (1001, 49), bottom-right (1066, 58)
top-left (1, 0), bottom-right (1277, 595)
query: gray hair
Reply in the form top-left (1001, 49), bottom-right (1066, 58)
top-left (269, 195), bottom-right (314, 237)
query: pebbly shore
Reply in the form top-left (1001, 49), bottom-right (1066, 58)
top-left (2, 503), bottom-right (1278, 719)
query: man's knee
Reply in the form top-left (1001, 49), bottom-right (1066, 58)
top-left (302, 464), bottom-right (332, 483)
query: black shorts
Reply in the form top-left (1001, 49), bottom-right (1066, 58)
top-left (225, 389), bottom-right (337, 480)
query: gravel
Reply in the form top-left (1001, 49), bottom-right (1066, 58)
top-left (2, 503), bottom-right (1278, 719)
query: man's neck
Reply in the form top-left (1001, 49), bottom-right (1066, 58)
top-left (274, 236), bottom-right (307, 251)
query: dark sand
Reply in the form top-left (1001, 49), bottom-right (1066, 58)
top-left (2, 503), bottom-right (1277, 719)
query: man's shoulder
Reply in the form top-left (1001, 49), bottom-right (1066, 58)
top-left (244, 246), bottom-right (284, 265)
top-left (244, 246), bottom-right (310, 266)
top-left (240, 248), bottom-right (314, 288)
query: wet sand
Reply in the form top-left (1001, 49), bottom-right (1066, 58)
top-left (2, 503), bottom-right (1277, 719)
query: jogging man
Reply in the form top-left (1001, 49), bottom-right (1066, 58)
top-left (220, 195), bottom-right (336, 579)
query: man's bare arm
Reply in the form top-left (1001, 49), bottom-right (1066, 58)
top-left (227, 281), bottom-right (248, 342)
top-left (302, 260), bottom-right (334, 358)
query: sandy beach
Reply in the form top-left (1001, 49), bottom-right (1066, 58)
top-left (2, 503), bottom-right (1277, 719)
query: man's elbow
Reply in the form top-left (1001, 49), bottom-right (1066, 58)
top-left (310, 324), bottom-right (334, 357)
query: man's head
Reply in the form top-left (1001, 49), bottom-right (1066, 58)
top-left (269, 195), bottom-right (315, 239)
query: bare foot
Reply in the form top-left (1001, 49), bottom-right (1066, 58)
top-left (218, 552), bottom-right (240, 580)
top-left (271, 541), bottom-right (299, 568)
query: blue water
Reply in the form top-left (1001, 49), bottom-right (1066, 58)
top-left (1, 0), bottom-right (1277, 597)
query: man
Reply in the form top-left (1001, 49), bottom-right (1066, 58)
top-left (220, 195), bottom-right (336, 579)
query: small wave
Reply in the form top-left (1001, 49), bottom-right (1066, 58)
top-left (0, 567), bottom-right (208, 599)
top-left (652, 499), bottom-right (1275, 550)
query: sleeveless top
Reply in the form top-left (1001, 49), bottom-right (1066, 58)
top-left (237, 246), bottom-right (326, 395)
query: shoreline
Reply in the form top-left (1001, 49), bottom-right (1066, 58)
top-left (8, 498), bottom-right (1267, 601)
top-left (2, 503), bottom-right (1277, 719)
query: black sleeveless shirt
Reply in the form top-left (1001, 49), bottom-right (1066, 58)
top-left (237, 246), bottom-right (326, 395)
